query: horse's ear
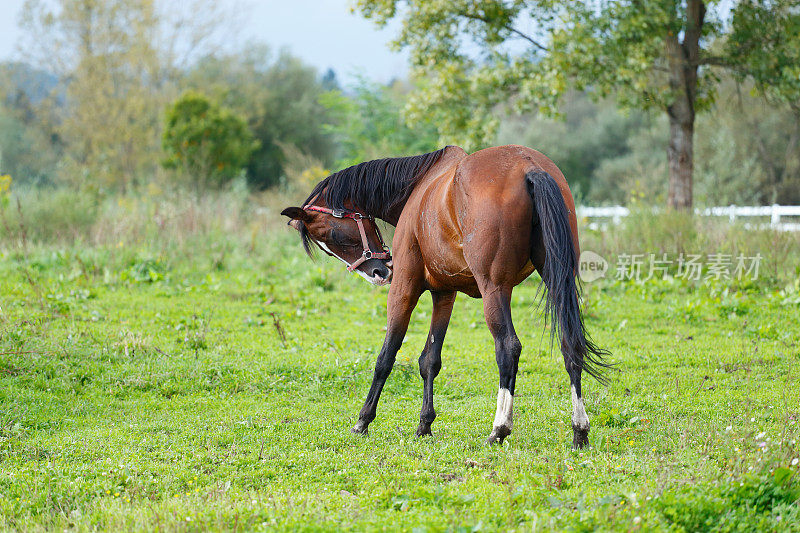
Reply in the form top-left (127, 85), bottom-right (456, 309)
top-left (281, 207), bottom-right (309, 220)
top-left (281, 207), bottom-right (310, 220)
top-left (281, 207), bottom-right (309, 231)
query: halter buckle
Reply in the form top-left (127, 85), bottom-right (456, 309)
top-left (331, 209), bottom-right (345, 218)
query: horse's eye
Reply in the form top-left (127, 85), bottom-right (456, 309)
top-left (330, 230), bottom-right (356, 247)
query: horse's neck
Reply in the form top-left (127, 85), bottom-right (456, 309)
top-left (379, 189), bottom-right (423, 226)
top-left (344, 193), bottom-right (410, 227)
top-left (382, 206), bottom-right (404, 227)
top-left (380, 149), bottom-right (463, 226)
top-left (337, 148), bottom-right (461, 226)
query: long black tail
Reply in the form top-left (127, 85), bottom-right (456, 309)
top-left (526, 170), bottom-right (613, 384)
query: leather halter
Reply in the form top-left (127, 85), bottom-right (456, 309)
top-left (302, 204), bottom-right (391, 272)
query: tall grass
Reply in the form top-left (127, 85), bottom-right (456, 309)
top-left (0, 182), bottom-right (291, 250)
top-left (1, 187), bottom-right (798, 285)
top-left (0, 189), bottom-right (99, 245)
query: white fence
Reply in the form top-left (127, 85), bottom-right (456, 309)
top-left (577, 205), bottom-right (800, 232)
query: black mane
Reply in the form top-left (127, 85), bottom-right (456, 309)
top-left (303, 147), bottom-right (449, 221)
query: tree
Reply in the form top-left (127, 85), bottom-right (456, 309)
top-left (17, 0), bottom-right (164, 190)
top-left (161, 91), bottom-right (258, 190)
top-left (355, 0), bottom-right (799, 209)
top-left (726, 1), bottom-right (800, 204)
top-left (498, 77), bottom-right (800, 206)
top-left (0, 104), bottom-right (59, 186)
top-left (497, 91), bottom-right (655, 201)
top-left (728, 0), bottom-right (800, 114)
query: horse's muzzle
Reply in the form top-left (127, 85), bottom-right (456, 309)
top-left (371, 271), bottom-right (392, 286)
top-left (364, 259), bottom-right (392, 285)
top-left (369, 267), bottom-right (392, 286)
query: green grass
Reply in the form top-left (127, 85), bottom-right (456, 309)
top-left (1, 231), bottom-right (799, 531)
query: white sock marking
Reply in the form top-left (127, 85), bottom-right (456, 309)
top-left (571, 385), bottom-right (589, 430)
top-left (493, 387), bottom-right (514, 430)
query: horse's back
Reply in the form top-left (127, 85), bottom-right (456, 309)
top-left (457, 145), bottom-right (570, 200)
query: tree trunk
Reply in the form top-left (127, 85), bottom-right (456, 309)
top-left (664, 0), bottom-right (705, 211)
top-left (667, 113), bottom-right (694, 210)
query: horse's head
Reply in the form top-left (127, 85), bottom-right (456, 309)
top-left (281, 203), bottom-right (393, 286)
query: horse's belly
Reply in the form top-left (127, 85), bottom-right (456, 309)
top-left (423, 251), bottom-right (478, 294)
top-left (423, 247), bottom-right (536, 297)
top-left (415, 197), bottom-right (476, 293)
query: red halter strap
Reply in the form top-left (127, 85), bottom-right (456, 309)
top-left (302, 205), bottom-right (391, 272)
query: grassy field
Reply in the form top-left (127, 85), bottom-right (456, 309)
top-left (1, 197), bottom-right (799, 531)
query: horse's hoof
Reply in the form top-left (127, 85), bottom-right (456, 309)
top-left (415, 423), bottom-right (432, 437)
top-left (572, 426), bottom-right (589, 449)
top-left (485, 426), bottom-right (511, 445)
top-left (351, 421), bottom-right (369, 435)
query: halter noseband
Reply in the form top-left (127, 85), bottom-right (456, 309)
top-left (302, 205), bottom-right (391, 272)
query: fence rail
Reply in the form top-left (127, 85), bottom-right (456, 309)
top-left (577, 205), bottom-right (800, 232)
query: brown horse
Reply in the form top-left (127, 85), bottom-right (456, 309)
top-left (281, 145), bottom-right (611, 448)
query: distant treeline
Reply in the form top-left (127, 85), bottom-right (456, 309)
top-left (0, 0), bottom-right (797, 206)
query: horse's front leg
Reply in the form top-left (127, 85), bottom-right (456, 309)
top-left (415, 291), bottom-right (456, 437)
top-left (351, 278), bottom-right (422, 435)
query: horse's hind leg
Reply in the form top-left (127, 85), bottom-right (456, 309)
top-left (352, 278), bottom-right (422, 435)
top-left (482, 287), bottom-right (522, 444)
top-left (563, 339), bottom-right (590, 449)
top-left (416, 290), bottom-right (456, 437)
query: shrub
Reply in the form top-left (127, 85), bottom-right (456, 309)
top-left (161, 91), bottom-right (259, 190)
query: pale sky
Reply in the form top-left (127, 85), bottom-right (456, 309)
top-left (0, 0), bottom-right (409, 83)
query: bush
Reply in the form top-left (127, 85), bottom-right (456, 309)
top-left (162, 91), bottom-right (258, 190)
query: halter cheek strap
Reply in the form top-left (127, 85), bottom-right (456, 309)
top-left (302, 205), bottom-right (391, 272)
